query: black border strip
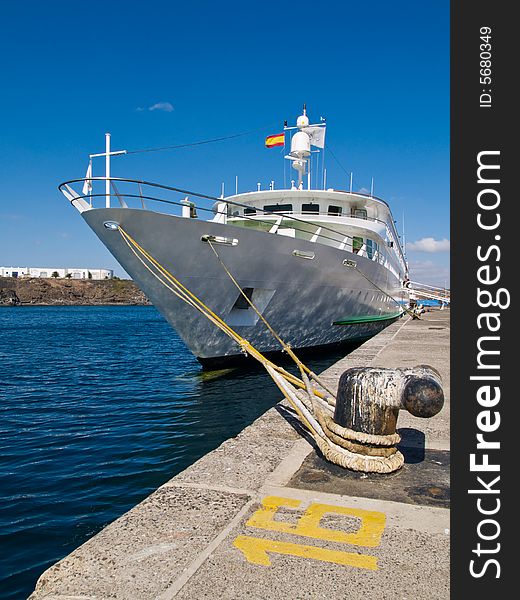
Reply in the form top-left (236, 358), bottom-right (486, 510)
top-left (451, 2), bottom-right (513, 596)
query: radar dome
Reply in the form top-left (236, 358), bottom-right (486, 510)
top-left (296, 114), bottom-right (310, 128)
top-left (290, 131), bottom-right (311, 157)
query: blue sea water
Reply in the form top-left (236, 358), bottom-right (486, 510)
top-left (0, 306), bottom-right (348, 599)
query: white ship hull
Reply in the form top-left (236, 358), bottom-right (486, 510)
top-left (83, 207), bottom-right (405, 365)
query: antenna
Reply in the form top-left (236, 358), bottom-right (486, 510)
top-left (402, 211), bottom-right (407, 258)
top-left (318, 144), bottom-right (327, 189)
top-left (105, 133), bottom-right (110, 207)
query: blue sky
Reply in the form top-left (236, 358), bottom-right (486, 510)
top-left (0, 0), bottom-right (449, 286)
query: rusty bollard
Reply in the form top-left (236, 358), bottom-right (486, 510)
top-left (322, 366), bottom-right (444, 473)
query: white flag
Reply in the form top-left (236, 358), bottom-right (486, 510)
top-left (303, 126), bottom-right (326, 148)
top-left (82, 162), bottom-right (92, 195)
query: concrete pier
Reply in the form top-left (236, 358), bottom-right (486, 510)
top-left (29, 309), bottom-right (450, 600)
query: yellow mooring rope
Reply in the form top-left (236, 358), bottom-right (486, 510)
top-left (205, 238), bottom-right (337, 399)
top-left (118, 226), bottom-right (322, 431)
top-left (117, 225), bottom-right (405, 473)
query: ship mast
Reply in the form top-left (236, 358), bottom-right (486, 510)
top-left (284, 105), bottom-right (326, 190)
top-left (89, 133), bottom-right (127, 208)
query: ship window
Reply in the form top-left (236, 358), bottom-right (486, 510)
top-left (233, 287), bottom-right (254, 310)
top-left (244, 207), bottom-right (256, 215)
top-left (302, 203), bottom-right (319, 214)
top-left (328, 205), bottom-right (342, 215)
top-left (263, 204), bottom-right (293, 213)
top-left (352, 236), bottom-right (363, 254)
top-left (366, 239), bottom-right (379, 260)
top-left (353, 208), bottom-right (368, 219)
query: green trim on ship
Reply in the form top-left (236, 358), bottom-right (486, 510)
top-left (333, 311), bottom-right (403, 326)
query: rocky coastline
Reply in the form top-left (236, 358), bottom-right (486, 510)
top-left (0, 277), bottom-right (150, 306)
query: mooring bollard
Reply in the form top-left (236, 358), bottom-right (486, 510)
top-left (327, 365), bottom-right (444, 473)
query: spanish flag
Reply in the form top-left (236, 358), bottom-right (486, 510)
top-left (265, 133), bottom-right (285, 148)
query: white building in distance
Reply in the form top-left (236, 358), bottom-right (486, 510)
top-left (1, 267), bottom-right (113, 280)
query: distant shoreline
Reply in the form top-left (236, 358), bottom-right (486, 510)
top-left (0, 303), bottom-right (153, 307)
top-left (0, 276), bottom-right (150, 307)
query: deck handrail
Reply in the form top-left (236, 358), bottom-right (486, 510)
top-left (59, 177), bottom-right (408, 276)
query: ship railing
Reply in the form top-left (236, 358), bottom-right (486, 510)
top-left (233, 208), bottom-right (405, 267)
top-left (406, 280), bottom-right (450, 303)
top-left (239, 209), bottom-right (393, 232)
top-left (59, 176), bottom-right (405, 276)
top-left (409, 280), bottom-right (450, 294)
top-left (231, 211), bottom-right (405, 273)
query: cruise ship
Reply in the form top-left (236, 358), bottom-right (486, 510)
top-left (60, 108), bottom-right (409, 366)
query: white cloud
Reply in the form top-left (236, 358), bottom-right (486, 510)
top-left (408, 260), bottom-right (450, 288)
top-left (148, 102), bottom-right (174, 112)
top-left (136, 102), bottom-right (175, 113)
top-left (407, 237), bottom-right (450, 253)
